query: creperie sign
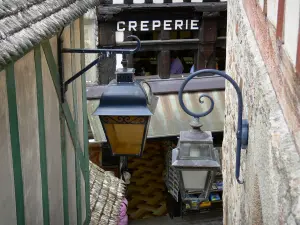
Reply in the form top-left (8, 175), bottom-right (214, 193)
top-left (117, 20), bottom-right (200, 31)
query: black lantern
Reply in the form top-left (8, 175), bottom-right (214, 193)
top-left (177, 69), bottom-right (249, 184)
top-left (94, 68), bottom-right (158, 157)
top-left (172, 118), bottom-right (221, 201)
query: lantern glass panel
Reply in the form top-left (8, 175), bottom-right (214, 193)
top-left (179, 142), bottom-right (213, 160)
top-left (181, 170), bottom-right (208, 190)
top-left (101, 116), bottom-right (149, 155)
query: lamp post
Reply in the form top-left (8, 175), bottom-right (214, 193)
top-left (93, 68), bottom-right (158, 157)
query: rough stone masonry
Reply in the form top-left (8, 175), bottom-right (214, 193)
top-left (223, 1), bottom-right (300, 225)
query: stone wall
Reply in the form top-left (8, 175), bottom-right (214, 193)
top-left (223, 1), bottom-right (300, 225)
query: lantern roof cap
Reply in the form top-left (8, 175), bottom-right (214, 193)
top-left (115, 68), bottom-right (135, 74)
top-left (179, 130), bottom-right (213, 143)
top-left (179, 117), bottom-right (213, 143)
top-left (93, 79), bottom-right (158, 116)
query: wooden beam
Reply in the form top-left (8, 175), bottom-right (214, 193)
top-left (157, 50), bottom-right (170, 78)
top-left (197, 12), bottom-right (219, 70)
top-left (158, 30), bottom-right (170, 79)
top-left (114, 37), bottom-right (226, 51)
top-left (99, 10), bottom-right (226, 25)
top-left (98, 22), bottom-right (116, 84)
top-left (159, 30), bottom-right (171, 40)
top-left (146, 75), bottom-right (225, 94)
top-left (276, 0), bottom-right (285, 41)
top-left (117, 39), bottom-right (199, 51)
top-left (86, 74), bottom-right (225, 99)
top-left (97, 2), bottom-right (227, 17)
top-left (99, 9), bottom-right (199, 22)
top-left (193, 16), bottom-right (200, 70)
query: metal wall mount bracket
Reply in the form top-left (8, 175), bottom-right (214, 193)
top-left (178, 69), bottom-right (249, 184)
top-left (57, 34), bottom-right (141, 102)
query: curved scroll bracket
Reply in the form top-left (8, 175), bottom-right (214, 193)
top-left (178, 69), bottom-right (249, 184)
top-left (58, 35), bottom-right (141, 102)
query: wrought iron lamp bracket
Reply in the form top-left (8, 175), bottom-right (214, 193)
top-left (178, 69), bottom-right (249, 184)
top-left (57, 35), bottom-right (141, 102)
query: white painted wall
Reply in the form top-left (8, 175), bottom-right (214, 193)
top-left (113, 0), bottom-right (124, 4)
top-left (267, 0), bottom-right (279, 27)
top-left (258, 0), bottom-right (264, 10)
top-left (115, 31), bottom-right (124, 43)
top-left (283, 0), bottom-right (300, 65)
top-left (116, 54), bottom-right (123, 70)
top-left (84, 9), bottom-right (98, 86)
top-left (133, 0), bottom-right (145, 3)
top-left (0, 70), bottom-right (17, 225)
top-left (16, 50), bottom-right (43, 225)
top-left (42, 37), bottom-right (64, 225)
top-left (115, 31), bottom-right (124, 70)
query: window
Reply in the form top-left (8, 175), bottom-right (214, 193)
top-left (133, 51), bottom-right (158, 76)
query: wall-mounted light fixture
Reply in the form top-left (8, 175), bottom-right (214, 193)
top-left (58, 34), bottom-right (158, 157)
top-left (58, 33), bottom-right (141, 102)
top-left (176, 69), bottom-right (249, 185)
top-left (93, 68), bottom-right (158, 157)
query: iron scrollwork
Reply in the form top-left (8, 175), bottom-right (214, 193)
top-left (58, 35), bottom-right (141, 102)
top-left (178, 69), bottom-right (249, 184)
top-left (102, 116), bottom-right (147, 124)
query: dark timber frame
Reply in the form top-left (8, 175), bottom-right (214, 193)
top-left (196, 12), bottom-right (219, 70)
top-left (98, 2), bottom-right (227, 18)
top-left (97, 2), bottom-right (227, 79)
top-left (98, 22), bottom-right (117, 84)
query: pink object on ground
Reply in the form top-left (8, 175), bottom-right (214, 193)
top-left (118, 198), bottom-right (128, 225)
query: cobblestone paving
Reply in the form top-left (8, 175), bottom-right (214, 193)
top-left (129, 211), bottom-right (223, 225)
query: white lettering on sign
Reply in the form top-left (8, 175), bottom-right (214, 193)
top-left (175, 20), bottom-right (183, 30)
top-left (117, 21), bottom-right (125, 31)
top-left (128, 21), bottom-right (137, 31)
top-left (116, 20), bottom-right (199, 31)
top-left (152, 20), bottom-right (161, 30)
top-left (164, 20), bottom-right (172, 30)
top-left (140, 21), bottom-right (149, 31)
top-left (190, 20), bottom-right (199, 30)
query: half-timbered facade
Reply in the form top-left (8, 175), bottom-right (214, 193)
top-left (97, 0), bottom-right (227, 82)
top-left (0, 1), bottom-right (99, 224)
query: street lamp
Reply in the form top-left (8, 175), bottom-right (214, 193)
top-left (169, 69), bottom-right (249, 211)
top-left (93, 68), bottom-right (158, 157)
top-left (176, 69), bottom-right (249, 185)
top-left (172, 117), bottom-right (221, 203)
